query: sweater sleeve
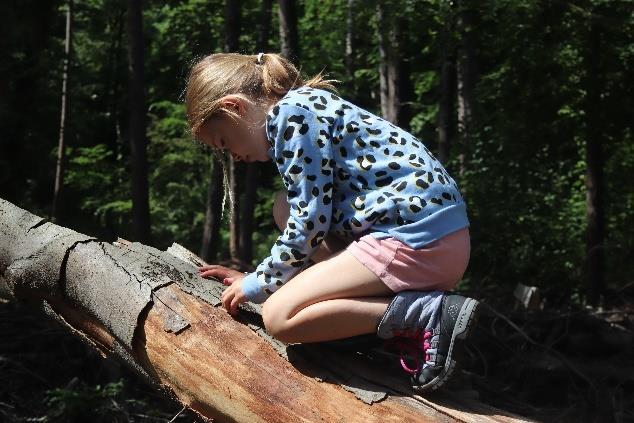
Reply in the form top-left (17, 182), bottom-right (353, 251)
top-left (242, 104), bottom-right (335, 303)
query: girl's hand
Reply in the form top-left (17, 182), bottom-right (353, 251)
top-left (220, 275), bottom-right (247, 316)
top-left (197, 265), bottom-right (249, 316)
top-left (198, 264), bottom-right (245, 281)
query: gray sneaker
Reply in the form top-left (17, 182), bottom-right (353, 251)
top-left (376, 291), bottom-right (480, 393)
top-left (376, 291), bottom-right (444, 340)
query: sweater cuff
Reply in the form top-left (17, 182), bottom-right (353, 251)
top-left (241, 272), bottom-right (268, 304)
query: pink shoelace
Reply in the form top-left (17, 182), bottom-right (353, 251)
top-left (384, 329), bottom-right (433, 375)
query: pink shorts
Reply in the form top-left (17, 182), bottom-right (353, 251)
top-left (346, 227), bottom-right (470, 293)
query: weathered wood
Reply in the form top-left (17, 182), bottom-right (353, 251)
top-left (0, 198), bottom-right (534, 422)
top-left (137, 283), bottom-right (449, 422)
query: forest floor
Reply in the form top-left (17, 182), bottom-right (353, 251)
top-left (1, 285), bottom-right (632, 423)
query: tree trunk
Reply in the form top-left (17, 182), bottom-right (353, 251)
top-left (377, 2), bottom-right (391, 122)
top-left (278, 0), bottom-right (300, 65)
top-left (238, 1), bottom-right (273, 267)
top-left (395, 16), bottom-right (413, 131)
top-left (345, 0), bottom-right (356, 82)
top-left (51, 0), bottom-right (73, 222)
top-left (376, 2), bottom-right (411, 128)
top-left (438, 7), bottom-right (456, 164)
top-left (127, 0), bottom-right (151, 243)
top-left (438, 58), bottom-right (456, 164)
top-left (455, 0), bottom-right (478, 178)
top-left (224, 0), bottom-right (240, 53)
top-left (106, 7), bottom-right (126, 157)
top-left (584, 17), bottom-right (605, 306)
top-left (257, 0), bottom-right (272, 53)
top-left (228, 158), bottom-right (241, 262)
top-left (200, 160), bottom-right (224, 262)
top-left (225, 0), bottom-right (242, 263)
top-left (0, 198), bottom-right (531, 423)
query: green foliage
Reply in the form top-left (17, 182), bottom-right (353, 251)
top-left (64, 144), bottom-right (133, 234)
top-left (1, 0), bottom-right (633, 304)
top-left (146, 100), bottom-right (208, 250)
top-left (44, 380), bottom-right (125, 422)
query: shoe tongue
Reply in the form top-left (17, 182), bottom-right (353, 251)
top-left (425, 327), bottom-right (441, 365)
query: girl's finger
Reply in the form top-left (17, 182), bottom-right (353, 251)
top-left (223, 277), bottom-right (235, 286)
top-left (198, 264), bottom-right (219, 271)
top-left (222, 289), bottom-right (233, 312)
top-left (229, 295), bottom-right (241, 316)
top-left (201, 269), bottom-right (229, 279)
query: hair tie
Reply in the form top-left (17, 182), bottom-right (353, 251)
top-left (256, 52), bottom-right (264, 65)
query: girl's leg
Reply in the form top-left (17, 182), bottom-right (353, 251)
top-left (261, 248), bottom-right (394, 344)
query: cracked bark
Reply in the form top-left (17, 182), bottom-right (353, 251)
top-left (0, 198), bottom-right (532, 423)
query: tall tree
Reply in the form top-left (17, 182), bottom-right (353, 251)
top-left (437, 3), bottom-right (456, 164)
top-left (105, 7), bottom-right (126, 158)
top-left (201, 159), bottom-right (224, 262)
top-left (239, 0), bottom-right (272, 267)
top-left (584, 9), bottom-right (605, 306)
top-left (127, 0), bottom-right (151, 243)
top-left (278, 0), bottom-right (299, 64)
top-left (225, 0), bottom-right (242, 264)
top-left (51, 0), bottom-right (74, 222)
top-left (455, 0), bottom-right (478, 177)
top-left (200, 1), bottom-right (243, 263)
top-left (257, 0), bottom-right (272, 53)
top-left (376, 1), bottom-right (411, 129)
top-left (345, 0), bottom-right (356, 83)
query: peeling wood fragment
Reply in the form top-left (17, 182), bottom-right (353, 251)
top-left (513, 283), bottom-right (541, 310)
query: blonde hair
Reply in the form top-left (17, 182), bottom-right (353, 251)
top-left (185, 52), bottom-right (337, 137)
top-left (185, 53), bottom-right (338, 224)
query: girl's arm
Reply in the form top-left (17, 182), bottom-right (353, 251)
top-left (242, 104), bottom-right (334, 303)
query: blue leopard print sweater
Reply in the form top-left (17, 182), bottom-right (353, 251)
top-left (241, 87), bottom-right (469, 303)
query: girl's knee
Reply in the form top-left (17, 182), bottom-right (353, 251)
top-left (261, 297), bottom-right (285, 339)
top-left (261, 296), bottom-right (296, 342)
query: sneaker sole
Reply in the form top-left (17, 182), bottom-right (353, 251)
top-left (414, 297), bottom-right (481, 393)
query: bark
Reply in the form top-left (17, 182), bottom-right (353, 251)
top-left (278, 0), bottom-right (300, 65)
top-left (377, 2), bottom-right (391, 122)
top-left (438, 58), bottom-right (456, 164)
top-left (127, 0), bottom-right (151, 243)
top-left (584, 17), bottom-right (605, 306)
top-left (257, 0), bottom-right (272, 53)
top-left (105, 7), bottom-right (126, 157)
top-left (200, 160), bottom-right (223, 262)
top-left (228, 157), bottom-right (241, 261)
top-left (239, 163), bottom-right (258, 267)
top-left (225, 0), bottom-right (242, 263)
top-left (224, 0), bottom-right (240, 53)
top-left (455, 0), bottom-right (478, 177)
top-left (238, 0), bottom-right (273, 267)
top-left (345, 0), bottom-right (356, 82)
top-left (0, 198), bottom-right (531, 423)
top-left (395, 16), bottom-right (413, 130)
top-left (438, 9), bottom-right (457, 164)
top-left (376, 2), bottom-right (411, 129)
top-left (51, 0), bottom-right (73, 222)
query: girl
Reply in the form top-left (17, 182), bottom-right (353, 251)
top-left (189, 52), bottom-right (480, 393)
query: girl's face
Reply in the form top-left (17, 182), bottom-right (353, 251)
top-left (198, 97), bottom-right (272, 163)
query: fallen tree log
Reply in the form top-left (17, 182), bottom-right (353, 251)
top-left (0, 198), bottom-right (533, 422)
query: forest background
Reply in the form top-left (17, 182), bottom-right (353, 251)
top-left (1, 0), bottom-right (633, 422)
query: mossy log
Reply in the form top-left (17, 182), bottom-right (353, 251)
top-left (0, 198), bottom-right (533, 422)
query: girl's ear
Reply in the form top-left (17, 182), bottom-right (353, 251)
top-left (220, 95), bottom-right (246, 115)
